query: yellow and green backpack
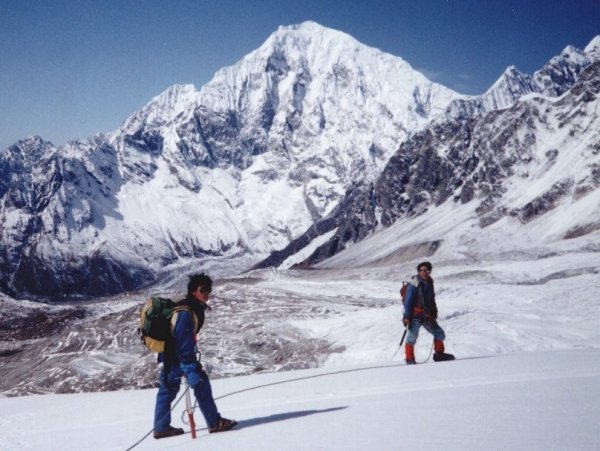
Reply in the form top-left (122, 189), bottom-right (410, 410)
top-left (138, 297), bottom-right (191, 353)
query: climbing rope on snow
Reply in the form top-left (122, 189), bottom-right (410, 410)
top-left (417, 340), bottom-right (435, 364)
top-left (392, 336), bottom-right (435, 364)
top-left (125, 385), bottom-right (190, 451)
top-left (125, 358), bottom-right (433, 450)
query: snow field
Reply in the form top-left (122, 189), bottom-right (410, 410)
top-left (1, 349), bottom-right (599, 450)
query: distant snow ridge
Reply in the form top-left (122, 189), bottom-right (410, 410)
top-left (0, 23), bottom-right (599, 298)
top-left (446, 40), bottom-right (599, 119)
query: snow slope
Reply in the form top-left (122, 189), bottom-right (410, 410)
top-left (1, 349), bottom-right (598, 451)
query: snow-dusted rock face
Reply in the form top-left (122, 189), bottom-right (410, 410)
top-left (257, 61), bottom-right (600, 269)
top-left (0, 22), bottom-right (461, 298)
top-left (0, 135), bottom-right (156, 297)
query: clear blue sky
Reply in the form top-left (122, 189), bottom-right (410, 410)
top-left (1, 0), bottom-right (598, 150)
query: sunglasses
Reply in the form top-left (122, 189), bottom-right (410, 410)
top-left (200, 287), bottom-right (212, 294)
top-left (418, 269), bottom-right (431, 273)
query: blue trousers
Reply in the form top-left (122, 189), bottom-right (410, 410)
top-left (154, 360), bottom-right (221, 432)
top-left (406, 317), bottom-right (445, 345)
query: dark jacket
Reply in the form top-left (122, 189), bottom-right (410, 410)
top-left (403, 275), bottom-right (438, 321)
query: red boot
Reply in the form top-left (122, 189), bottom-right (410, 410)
top-left (434, 339), bottom-right (444, 354)
top-left (405, 344), bottom-right (416, 365)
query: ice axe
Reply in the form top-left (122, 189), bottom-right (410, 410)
top-left (399, 327), bottom-right (408, 347)
top-left (184, 381), bottom-right (197, 439)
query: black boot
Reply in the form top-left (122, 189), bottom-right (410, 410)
top-left (433, 352), bottom-right (455, 362)
top-left (209, 418), bottom-right (238, 433)
top-left (154, 426), bottom-right (185, 439)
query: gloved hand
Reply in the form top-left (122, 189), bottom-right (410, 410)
top-left (180, 362), bottom-right (203, 386)
top-left (402, 317), bottom-right (411, 328)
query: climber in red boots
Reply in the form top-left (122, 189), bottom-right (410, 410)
top-left (402, 261), bottom-right (454, 364)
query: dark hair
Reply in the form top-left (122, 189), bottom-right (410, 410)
top-left (187, 273), bottom-right (212, 297)
top-left (417, 261), bottom-right (433, 272)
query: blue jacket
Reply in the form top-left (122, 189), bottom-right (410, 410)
top-left (173, 309), bottom-right (201, 365)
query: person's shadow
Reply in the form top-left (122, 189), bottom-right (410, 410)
top-left (236, 406), bottom-right (348, 430)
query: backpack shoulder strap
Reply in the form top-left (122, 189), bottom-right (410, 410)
top-left (170, 304), bottom-right (199, 333)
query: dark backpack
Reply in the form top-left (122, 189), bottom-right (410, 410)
top-left (138, 297), bottom-right (190, 353)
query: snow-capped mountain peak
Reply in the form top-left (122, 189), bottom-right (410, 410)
top-left (200, 19), bottom-right (457, 127)
top-left (584, 35), bottom-right (600, 59)
top-left (7, 135), bottom-right (56, 161)
top-left (484, 65), bottom-right (533, 106)
top-left (1, 24), bottom-right (598, 299)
